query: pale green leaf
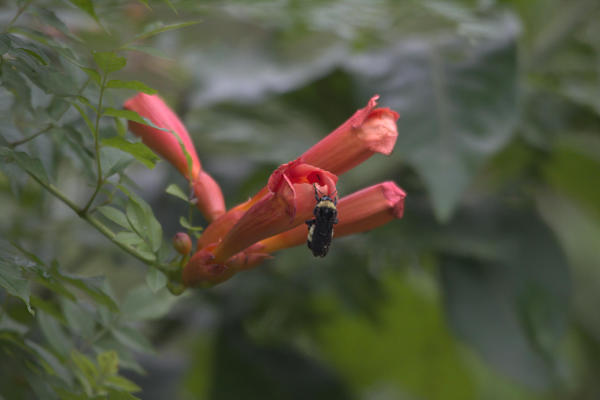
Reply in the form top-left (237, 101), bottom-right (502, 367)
top-left (165, 183), bottom-right (189, 202)
top-left (97, 206), bottom-right (131, 229)
top-left (106, 79), bottom-right (156, 94)
top-left (93, 51), bottom-right (126, 74)
top-left (102, 136), bottom-right (160, 169)
top-left (145, 268), bottom-right (167, 293)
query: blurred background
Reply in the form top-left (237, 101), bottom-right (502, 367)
top-left (1, 0), bottom-right (600, 399)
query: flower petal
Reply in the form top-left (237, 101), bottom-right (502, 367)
top-left (301, 95), bottom-right (399, 175)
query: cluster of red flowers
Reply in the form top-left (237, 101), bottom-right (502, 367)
top-left (124, 93), bottom-right (405, 287)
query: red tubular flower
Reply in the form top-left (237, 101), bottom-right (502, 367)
top-left (182, 160), bottom-right (337, 287)
top-left (194, 95), bottom-right (399, 249)
top-left (258, 181), bottom-right (406, 253)
top-left (302, 94), bottom-right (399, 175)
top-left (124, 93), bottom-right (225, 222)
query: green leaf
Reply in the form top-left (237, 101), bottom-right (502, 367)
top-left (71, 349), bottom-right (98, 392)
top-left (71, 102), bottom-right (95, 135)
top-left (11, 150), bottom-right (50, 185)
top-left (124, 195), bottom-right (162, 253)
top-left (114, 231), bottom-right (145, 247)
top-left (80, 66), bottom-right (101, 85)
top-left (68, 0), bottom-right (99, 23)
top-left (100, 147), bottom-right (134, 178)
top-left (97, 206), bottom-right (131, 229)
top-left (145, 268), bottom-right (167, 293)
top-left (102, 136), bottom-right (160, 169)
top-left (439, 206), bottom-right (569, 388)
top-left (128, 21), bottom-right (200, 44)
top-left (97, 350), bottom-right (119, 376)
top-left (367, 14), bottom-right (520, 221)
top-left (161, 0), bottom-right (178, 13)
top-left (57, 272), bottom-right (119, 312)
top-left (34, 7), bottom-right (79, 41)
top-left (38, 311), bottom-right (71, 356)
top-left (111, 324), bottom-right (154, 354)
top-left (31, 296), bottom-right (67, 325)
top-left (105, 375), bottom-right (142, 393)
top-left (103, 108), bottom-right (146, 124)
top-left (106, 79), bottom-right (157, 94)
top-left (121, 286), bottom-right (179, 321)
top-left (179, 216), bottom-right (203, 231)
top-left (165, 183), bottom-right (189, 202)
top-left (61, 299), bottom-right (96, 338)
top-left (0, 259), bottom-right (32, 313)
top-left (93, 51), bottom-right (126, 74)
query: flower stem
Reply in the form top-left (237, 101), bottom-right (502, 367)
top-left (7, 125), bottom-right (53, 148)
top-left (81, 74), bottom-right (108, 213)
top-left (17, 164), bottom-right (158, 264)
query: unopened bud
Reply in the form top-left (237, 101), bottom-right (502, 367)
top-left (173, 232), bottom-right (192, 255)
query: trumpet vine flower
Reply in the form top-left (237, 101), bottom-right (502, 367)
top-left (125, 93), bottom-right (404, 288)
top-left (124, 93), bottom-right (226, 222)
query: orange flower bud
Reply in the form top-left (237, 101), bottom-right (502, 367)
top-left (173, 232), bottom-right (192, 255)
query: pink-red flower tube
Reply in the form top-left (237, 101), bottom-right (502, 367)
top-left (124, 93), bottom-right (226, 222)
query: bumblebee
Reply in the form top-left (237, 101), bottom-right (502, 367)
top-left (306, 184), bottom-right (338, 257)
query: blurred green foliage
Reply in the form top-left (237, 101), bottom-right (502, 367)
top-left (1, 0), bottom-right (600, 399)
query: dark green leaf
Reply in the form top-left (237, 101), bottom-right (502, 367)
top-left (106, 79), bottom-right (157, 94)
top-left (31, 296), bottom-right (67, 325)
top-left (102, 136), bottom-right (160, 169)
top-left (11, 150), bottom-right (50, 185)
top-left (440, 206), bottom-right (570, 389)
top-left (56, 273), bottom-right (119, 313)
top-left (93, 51), bottom-right (126, 74)
top-left (38, 311), bottom-right (71, 356)
top-left (364, 14), bottom-right (520, 221)
top-left (61, 299), bottom-right (96, 338)
top-left (80, 66), bottom-right (101, 85)
top-left (0, 259), bottom-right (32, 313)
top-left (67, 0), bottom-right (99, 23)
